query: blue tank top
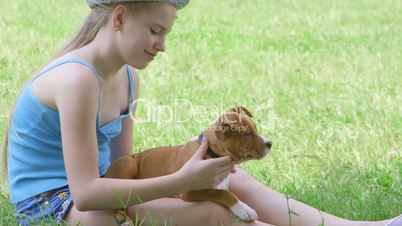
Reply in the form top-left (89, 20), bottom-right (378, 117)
top-left (8, 59), bottom-right (135, 203)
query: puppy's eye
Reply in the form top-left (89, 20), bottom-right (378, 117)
top-left (245, 132), bottom-right (253, 138)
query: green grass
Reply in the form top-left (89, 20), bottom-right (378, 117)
top-left (1, 0), bottom-right (401, 225)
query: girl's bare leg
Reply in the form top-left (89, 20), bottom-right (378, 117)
top-left (64, 205), bottom-right (120, 226)
top-left (129, 198), bottom-right (275, 226)
top-left (229, 168), bottom-right (393, 226)
top-left (64, 168), bottom-right (396, 226)
top-left (64, 198), bottom-right (275, 226)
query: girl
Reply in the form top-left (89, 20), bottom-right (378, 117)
top-left (1, 0), bottom-right (400, 225)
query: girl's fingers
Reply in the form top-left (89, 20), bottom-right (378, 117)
top-left (191, 138), bottom-right (209, 160)
top-left (207, 156), bottom-right (232, 166)
top-left (220, 163), bottom-right (235, 171)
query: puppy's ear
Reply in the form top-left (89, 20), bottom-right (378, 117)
top-left (214, 121), bottom-right (231, 139)
top-left (229, 106), bottom-right (253, 118)
top-left (215, 122), bottom-right (231, 134)
top-left (215, 119), bottom-right (244, 138)
top-left (216, 113), bottom-right (239, 134)
top-left (239, 106), bottom-right (253, 118)
top-left (229, 106), bottom-right (240, 114)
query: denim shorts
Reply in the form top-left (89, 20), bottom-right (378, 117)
top-left (14, 186), bottom-right (73, 225)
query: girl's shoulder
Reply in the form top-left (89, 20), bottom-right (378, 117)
top-left (29, 58), bottom-right (100, 112)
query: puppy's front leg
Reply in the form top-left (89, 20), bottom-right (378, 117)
top-left (181, 189), bottom-right (258, 221)
top-left (104, 155), bottom-right (138, 179)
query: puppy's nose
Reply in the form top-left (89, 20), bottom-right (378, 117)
top-left (265, 140), bottom-right (272, 149)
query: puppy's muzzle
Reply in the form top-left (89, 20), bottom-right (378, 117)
top-left (261, 138), bottom-right (272, 157)
top-left (265, 140), bottom-right (272, 149)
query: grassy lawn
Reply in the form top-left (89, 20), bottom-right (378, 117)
top-left (0, 0), bottom-right (401, 225)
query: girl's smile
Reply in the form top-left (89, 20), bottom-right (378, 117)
top-left (144, 50), bottom-right (156, 60)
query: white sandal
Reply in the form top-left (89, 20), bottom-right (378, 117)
top-left (385, 214), bottom-right (402, 226)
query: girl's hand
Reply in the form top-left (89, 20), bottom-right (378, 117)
top-left (176, 138), bottom-right (233, 191)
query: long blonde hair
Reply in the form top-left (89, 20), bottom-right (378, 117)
top-left (0, 2), bottom-right (151, 194)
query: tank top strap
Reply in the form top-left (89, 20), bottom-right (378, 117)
top-left (29, 59), bottom-right (102, 116)
top-left (31, 59), bottom-right (101, 83)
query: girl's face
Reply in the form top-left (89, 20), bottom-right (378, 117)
top-left (116, 3), bottom-right (177, 69)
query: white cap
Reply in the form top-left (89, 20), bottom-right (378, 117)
top-left (86, 0), bottom-right (189, 9)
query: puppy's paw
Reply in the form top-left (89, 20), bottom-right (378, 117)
top-left (229, 201), bottom-right (258, 221)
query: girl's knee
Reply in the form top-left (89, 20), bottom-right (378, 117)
top-left (64, 205), bottom-right (119, 226)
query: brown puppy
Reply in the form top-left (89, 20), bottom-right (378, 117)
top-left (105, 106), bottom-right (272, 222)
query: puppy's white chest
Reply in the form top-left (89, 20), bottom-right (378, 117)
top-left (214, 176), bottom-right (229, 190)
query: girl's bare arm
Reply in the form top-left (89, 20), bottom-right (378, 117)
top-left (55, 68), bottom-right (232, 211)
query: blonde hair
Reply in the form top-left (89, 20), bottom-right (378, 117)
top-left (0, 2), bottom-right (152, 194)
